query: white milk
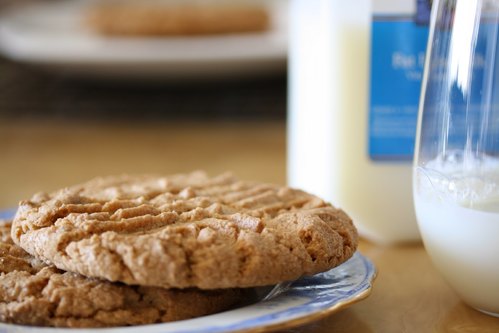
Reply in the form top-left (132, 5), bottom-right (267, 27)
top-left (414, 157), bottom-right (499, 315)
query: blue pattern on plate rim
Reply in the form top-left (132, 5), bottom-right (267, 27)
top-left (0, 208), bottom-right (16, 220)
top-left (0, 209), bottom-right (376, 333)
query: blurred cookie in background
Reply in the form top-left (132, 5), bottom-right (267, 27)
top-left (85, 0), bottom-right (270, 36)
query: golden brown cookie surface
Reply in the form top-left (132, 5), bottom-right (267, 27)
top-left (0, 221), bottom-right (244, 328)
top-left (12, 172), bottom-right (358, 289)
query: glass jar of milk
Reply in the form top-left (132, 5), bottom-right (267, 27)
top-left (288, 0), bottom-right (430, 243)
top-left (414, 0), bottom-right (499, 316)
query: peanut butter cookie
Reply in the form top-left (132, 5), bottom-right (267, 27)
top-left (12, 172), bottom-right (358, 289)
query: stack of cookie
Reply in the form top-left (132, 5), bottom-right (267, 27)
top-left (1, 172), bottom-right (358, 327)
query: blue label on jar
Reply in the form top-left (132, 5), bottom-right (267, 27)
top-left (368, 17), bottom-right (429, 161)
top-left (416, 0), bottom-right (432, 25)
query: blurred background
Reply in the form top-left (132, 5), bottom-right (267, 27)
top-left (0, 0), bottom-right (288, 208)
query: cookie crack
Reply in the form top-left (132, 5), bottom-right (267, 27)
top-left (298, 229), bottom-right (319, 263)
top-left (98, 246), bottom-right (136, 283)
top-left (56, 233), bottom-right (92, 257)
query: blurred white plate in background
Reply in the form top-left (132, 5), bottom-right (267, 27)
top-left (0, 0), bottom-right (288, 80)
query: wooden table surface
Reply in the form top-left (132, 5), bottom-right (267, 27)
top-left (1, 120), bottom-right (499, 332)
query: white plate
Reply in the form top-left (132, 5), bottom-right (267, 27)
top-left (0, 0), bottom-right (288, 79)
top-left (0, 208), bottom-right (376, 333)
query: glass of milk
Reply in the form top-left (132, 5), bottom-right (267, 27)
top-left (414, 0), bottom-right (499, 316)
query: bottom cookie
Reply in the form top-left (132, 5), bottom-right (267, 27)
top-left (0, 221), bottom-right (247, 328)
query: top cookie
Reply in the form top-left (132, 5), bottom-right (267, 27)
top-left (12, 172), bottom-right (358, 289)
